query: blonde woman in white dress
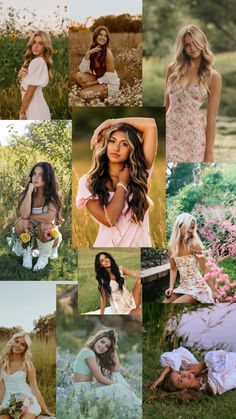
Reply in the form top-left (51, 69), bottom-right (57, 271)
top-left (0, 332), bottom-right (54, 418)
top-left (18, 31), bottom-right (53, 120)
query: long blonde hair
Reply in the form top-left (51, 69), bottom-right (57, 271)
top-left (23, 30), bottom-right (53, 78)
top-left (0, 332), bottom-right (32, 378)
top-left (168, 25), bottom-right (213, 91)
top-left (168, 213), bottom-right (203, 257)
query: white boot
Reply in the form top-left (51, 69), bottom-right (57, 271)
top-left (50, 232), bottom-right (63, 260)
top-left (23, 245), bottom-right (33, 269)
top-left (33, 238), bottom-right (55, 271)
top-left (12, 238), bottom-right (24, 257)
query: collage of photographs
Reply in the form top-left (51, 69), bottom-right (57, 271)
top-left (0, 0), bottom-right (235, 418)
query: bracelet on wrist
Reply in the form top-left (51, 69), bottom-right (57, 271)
top-left (117, 182), bottom-right (128, 192)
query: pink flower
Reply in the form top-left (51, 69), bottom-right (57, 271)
top-left (44, 229), bottom-right (52, 241)
top-left (21, 405), bottom-right (29, 413)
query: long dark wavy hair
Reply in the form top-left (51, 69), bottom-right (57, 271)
top-left (85, 329), bottom-right (118, 377)
top-left (89, 26), bottom-right (110, 75)
top-left (87, 123), bottom-right (150, 223)
top-left (95, 252), bottom-right (124, 297)
top-left (18, 162), bottom-right (62, 225)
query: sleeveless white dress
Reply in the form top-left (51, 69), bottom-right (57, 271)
top-left (21, 57), bottom-right (50, 120)
top-left (0, 370), bottom-right (41, 415)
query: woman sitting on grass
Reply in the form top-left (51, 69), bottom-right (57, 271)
top-left (0, 331), bottom-right (54, 418)
top-left (74, 329), bottom-right (141, 413)
top-left (150, 347), bottom-right (236, 400)
top-left (12, 162), bottom-right (62, 271)
top-left (74, 26), bottom-right (120, 102)
top-left (95, 252), bottom-right (141, 315)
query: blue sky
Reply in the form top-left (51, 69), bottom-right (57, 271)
top-left (69, 0), bottom-right (142, 22)
top-left (0, 282), bottom-right (56, 331)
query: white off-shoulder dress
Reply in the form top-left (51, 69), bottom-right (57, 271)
top-left (20, 56), bottom-right (50, 120)
top-left (79, 58), bottom-right (120, 99)
top-left (160, 347), bottom-right (236, 395)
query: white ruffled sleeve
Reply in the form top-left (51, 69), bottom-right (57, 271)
top-left (97, 71), bottom-right (120, 98)
top-left (205, 350), bottom-right (236, 395)
top-left (160, 347), bottom-right (199, 371)
top-left (79, 58), bottom-right (92, 74)
top-left (22, 57), bottom-right (49, 87)
top-left (76, 174), bottom-right (98, 209)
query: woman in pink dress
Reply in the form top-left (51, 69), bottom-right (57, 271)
top-left (76, 117), bottom-right (157, 247)
top-left (165, 25), bottom-right (222, 163)
top-left (95, 252), bottom-right (141, 315)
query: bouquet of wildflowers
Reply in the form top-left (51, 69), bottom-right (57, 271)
top-left (7, 227), bottom-right (37, 251)
top-left (0, 393), bottom-right (34, 419)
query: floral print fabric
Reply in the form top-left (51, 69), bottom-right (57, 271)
top-left (173, 255), bottom-right (214, 303)
top-left (166, 83), bottom-right (208, 162)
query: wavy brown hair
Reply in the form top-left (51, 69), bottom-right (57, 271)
top-left (95, 252), bottom-right (124, 297)
top-left (23, 30), bottom-right (53, 79)
top-left (18, 162), bottom-right (62, 225)
top-left (89, 26), bottom-right (110, 75)
top-left (168, 25), bottom-right (213, 92)
top-left (85, 329), bottom-right (118, 378)
top-left (87, 123), bottom-right (150, 223)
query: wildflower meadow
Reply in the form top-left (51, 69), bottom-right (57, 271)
top-left (57, 313), bottom-right (142, 419)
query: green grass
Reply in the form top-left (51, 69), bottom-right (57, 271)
top-left (219, 258), bottom-right (236, 280)
top-left (143, 345), bottom-right (236, 419)
top-left (0, 235), bottom-right (77, 281)
top-left (78, 248), bottom-right (140, 313)
top-left (0, 338), bottom-right (56, 413)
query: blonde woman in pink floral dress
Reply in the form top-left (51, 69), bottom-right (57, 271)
top-left (163, 213), bottom-right (220, 304)
top-left (165, 25), bottom-right (222, 163)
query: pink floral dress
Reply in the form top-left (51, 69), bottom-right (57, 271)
top-left (166, 83), bottom-right (208, 162)
top-left (173, 255), bottom-right (214, 303)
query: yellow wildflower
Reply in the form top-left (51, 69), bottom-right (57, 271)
top-left (20, 232), bottom-right (31, 244)
top-left (51, 228), bottom-right (59, 240)
top-left (9, 33), bottom-right (17, 40)
top-left (53, 48), bottom-right (58, 54)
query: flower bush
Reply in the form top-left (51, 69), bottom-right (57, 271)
top-left (194, 203), bottom-right (236, 261)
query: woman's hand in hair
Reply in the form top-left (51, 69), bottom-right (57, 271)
top-left (165, 287), bottom-right (173, 298)
top-left (91, 119), bottom-right (113, 149)
top-left (186, 363), bottom-right (206, 374)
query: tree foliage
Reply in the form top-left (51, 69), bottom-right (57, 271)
top-left (91, 14), bottom-right (142, 33)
